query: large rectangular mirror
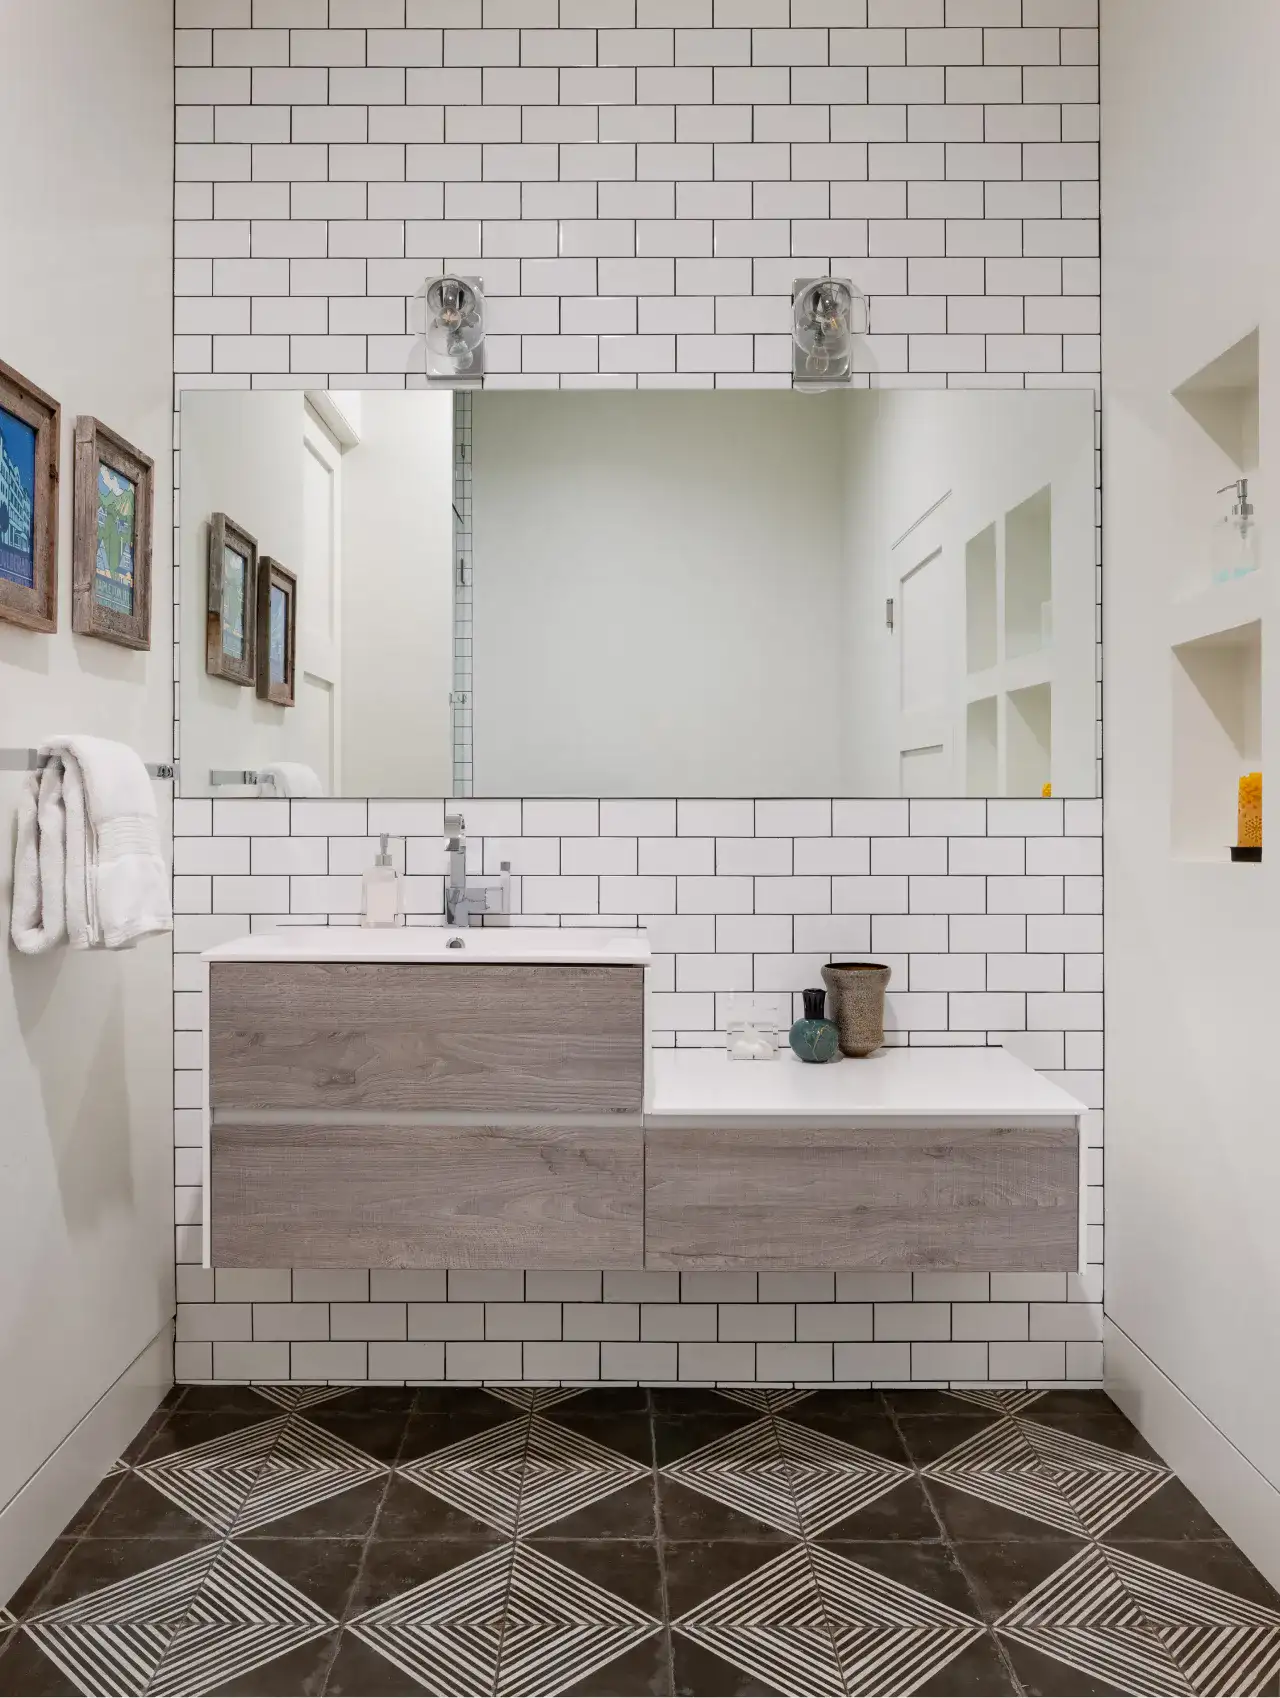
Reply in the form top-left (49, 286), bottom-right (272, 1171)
top-left (179, 386), bottom-right (1097, 799)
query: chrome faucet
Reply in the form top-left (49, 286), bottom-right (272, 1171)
top-left (445, 813), bottom-right (471, 927)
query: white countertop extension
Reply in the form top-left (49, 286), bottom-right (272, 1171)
top-left (646, 1045), bottom-right (1086, 1125)
top-left (202, 925), bottom-right (653, 968)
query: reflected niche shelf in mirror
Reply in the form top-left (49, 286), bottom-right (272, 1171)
top-left (1007, 683), bottom-right (1053, 799)
top-left (965, 523), bottom-right (997, 674)
top-left (966, 696), bottom-right (998, 796)
top-left (1004, 485), bottom-right (1053, 662)
top-left (1171, 617), bottom-right (1262, 864)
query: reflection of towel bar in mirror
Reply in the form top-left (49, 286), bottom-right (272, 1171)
top-left (209, 769), bottom-right (276, 789)
top-left (0, 748), bottom-right (177, 781)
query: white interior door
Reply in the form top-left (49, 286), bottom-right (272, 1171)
top-left (300, 408), bottom-right (343, 792)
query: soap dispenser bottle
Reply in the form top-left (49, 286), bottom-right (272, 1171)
top-left (362, 834), bottom-right (400, 927)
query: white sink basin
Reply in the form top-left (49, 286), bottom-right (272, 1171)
top-left (202, 925), bottom-right (652, 967)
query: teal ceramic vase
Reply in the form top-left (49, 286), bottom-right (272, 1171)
top-left (789, 988), bottom-right (840, 1063)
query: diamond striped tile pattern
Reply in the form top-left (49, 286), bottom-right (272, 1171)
top-left (3, 1386), bottom-right (1279, 1698)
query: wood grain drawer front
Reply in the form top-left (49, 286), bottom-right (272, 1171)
top-left (209, 961), bottom-right (644, 1115)
top-left (211, 1120), bottom-right (644, 1270)
top-left (645, 1123), bottom-right (1079, 1272)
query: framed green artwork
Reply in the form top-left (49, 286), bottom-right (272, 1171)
top-left (72, 416), bottom-right (154, 649)
top-left (0, 357), bottom-right (60, 633)
top-left (256, 556), bottom-right (296, 707)
top-left (206, 511), bottom-right (257, 687)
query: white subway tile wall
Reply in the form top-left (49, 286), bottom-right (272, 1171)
top-left (171, 2), bottom-right (1102, 1387)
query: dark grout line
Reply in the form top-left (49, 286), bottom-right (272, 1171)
top-left (644, 1387), bottom-right (677, 1697)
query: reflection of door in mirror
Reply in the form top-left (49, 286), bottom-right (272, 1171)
top-left (896, 541), bottom-right (952, 797)
top-left (300, 407), bottom-right (342, 795)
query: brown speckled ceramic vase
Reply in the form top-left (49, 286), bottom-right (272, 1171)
top-left (821, 962), bottom-right (892, 1057)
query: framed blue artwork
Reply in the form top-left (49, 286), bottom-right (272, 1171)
top-left (256, 557), bottom-right (296, 707)
top-left (206, 512), bottom-right (258, 686)
top-left (72, 416), bottom-right (154, 648)
top-left (0, 358), bottom-right (60, 632)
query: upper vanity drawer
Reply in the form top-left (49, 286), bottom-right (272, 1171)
top-left (209, 961), bottom-right (644, 1115)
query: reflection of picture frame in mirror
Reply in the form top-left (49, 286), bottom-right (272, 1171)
top-left (72, 416), bottom-right (154, 649)
top-left (256, 556), bottom-right (296, 707)
top-left (206, 512), bottom-right (257, 686)
top-left (0, 356), bottom-right (60, 633)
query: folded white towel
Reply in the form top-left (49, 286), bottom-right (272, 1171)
top-left (258, 761), bottom-right (323, 798)
top-left (10, 736), bottom-right (173, 954)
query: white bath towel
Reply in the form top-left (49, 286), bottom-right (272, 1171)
top-left (258, 762), bottom-right (323, 797)
top-left (10, 736), bottom-right (172, 953)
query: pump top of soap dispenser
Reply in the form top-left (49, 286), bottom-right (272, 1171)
top-left (375, 833), bottom-right (392, 867)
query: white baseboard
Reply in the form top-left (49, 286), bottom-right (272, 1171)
top-left (0, 1321), bottom-right (173, 1611)
top-left (1105, 1317), bottom-right (1280, 1589)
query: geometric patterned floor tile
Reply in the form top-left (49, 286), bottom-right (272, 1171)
top-left (397, 1415), bottom-right (647, 1539)
top-left (923, 1415), bottom-right (1170, 1538)
top-left (674, 1542), bottom-right (846, 1697)
top-left (813, 1543), bottom-right (988, 1697)
top-left (233, 1416), bottom-right (389, 1533)
top-left (104, 1459), bottom-right (129, 1478)
top-left (662, 1415), bottom-right (911, 1539)
top-left (252, 1384), bottom-right (354, 1413)
top-left (487, 1387), bottom-right (584, 1414)
top-left (1111, 1545), bottom-right (1280, 1697)
top-left (948, 1388), bottom-right (1047, 1415)
top-left (997, 1543), bottom-right (1194, 1696)
top-left (134, 1418), bottom-right (288, 1534)
top-left (144, 1542), bottom-right (336, 1698)
top-left (23, 1544), bottom-right (219, 1696)
top-left (496, 1543), bottom-right (660, 1697)
top-left (717, 1388), bottom-right (814, 1415)
top-left (349, 1543), bottom-right (512, 1696)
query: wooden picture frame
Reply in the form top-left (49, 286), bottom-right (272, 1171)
top-left (72, 416), bottom-right (154, 649)
top-left (0, 357), bottom-right (60, 633)
top-left (256, 556), bottom-right (297, 707)
top-left (206, 512), bottom-right (257, 686)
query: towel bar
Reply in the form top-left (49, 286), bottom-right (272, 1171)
top-left (0, 748), bottom-right (177, 781)
top-left (209, 769), bottom-right (277, 789)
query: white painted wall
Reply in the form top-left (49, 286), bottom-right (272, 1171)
top-left (0, 0), bottom-right (174, 1602)
top-left (1103, 0), bottom-right (1280, 1584)
top-left (470, 391), bottom-right (846, 798)
top-left (341, 393), bottom-right (454, 798)
top-left (179, 391), bottom-right (318, 791)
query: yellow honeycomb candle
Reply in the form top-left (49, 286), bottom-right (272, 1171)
top-left (1238, 772), bottom-right (1262, 848)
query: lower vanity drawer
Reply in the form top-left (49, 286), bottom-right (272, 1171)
top-left (210, 1120), bottom-right (644, 1270)
top-left (645, 1122), bottom-right (1079, 1272)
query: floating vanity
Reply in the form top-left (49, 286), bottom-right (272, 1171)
top-left (202, 930), bottom-right (1084, 1275)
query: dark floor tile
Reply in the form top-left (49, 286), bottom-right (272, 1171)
top-left (0, 1629), bottom-right (79, 1696)
top-left (561, 1629), bottom-right (672, 1696)
top-left (324, 1628), bottom-right (431, 1695)
top-left (821, 1538), bottom-right (983, 1621)
top-left (59, 1472), bottom-right (124, 1536)
top-left (174, 1383), bottom-right (282, 1415)
top-left (1018, 1408), bottom-right (1166, 1463)
top-left (670, 1634), bottom-right (782, 1697)
top-left (131, 1408), bottom-right (281, 1465)
top-left (1106, 1536), bottom-right (1280, 1613)
top-left (923, 1477), bottom-right (1079, 1543)
top-left (782, 1405), bottom-right (912, 1467)
top-left (529, 1538), bottom-right (665, 1620)
top-left (951, 1538), bottom-right (1090, 1621)
top-left (374, 1473), bottom-right (507, 1541)
top-left (350, 1536), bottom-right (505, 1615)
top-left (813, 1474), bottom-right (943, 1542)
top-left (415, 1385), bottom-right (514, 1413)
top-left (652, 1389), bottom-right (751, 1419)
top-left (233, 1537), bottom-right (368, 1620)
top-left (558, 1386), bottom-right (651, 1416)
top-left (207, 1628), bottom-right (339, 1696)
top-left (657, 1475), bottom-right (792, 1545)
top-left (785, 1388), bottom-right (885, 1422)
top-left (159, 1383), bottom-right (187, 1410)
top-left (239, 1476), bottom-right (390, 1542)
top-left (304, 1408), bottom-right (412, 1466)
top-left (1105, 1474), bottom-right (1229, 1540)
top-left (317, 1386), bottom-right (417, 1417)
top-left (1022, 1389), bottom-right (1120, 1418)
top-left (662, 1541), bottom-right (800, 1621)
top-left (652, 1412), bottom-right (758, 1469)
top-left (398, 1403), bottom-right (515, 1464)
top-left (914, 1631), bottom-right (1019, 1696)
top-left (883, 1389), bottom-right (972, 1416)
top-left (549, 1408), bottom-right (655, 1468)
top-left (530, 1474), bottom-right (659, 1541)
top-left (4, 1540), bottom-right (76, 1618)
top-left (119, 1406), bottom-right (173, 1464)
top-left (998, 1637), bottom-right (1130, 1697)
top-left (895, 1413), bottom-right (1005, 1469)
top-left (78, 1471), bottom-right (220, 1542)
top-left (22, 1537), bottom-right (214, 1616)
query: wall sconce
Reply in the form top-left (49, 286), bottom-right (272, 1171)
top-left (423, 274), bottom-right (486, 384)
top-left (791, 276), bottom-right (864, 386)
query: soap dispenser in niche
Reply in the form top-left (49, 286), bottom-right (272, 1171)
top-left (789, 988), bottom-right (840, 1063)
top-left (362, 834), bottom-right (401, 928)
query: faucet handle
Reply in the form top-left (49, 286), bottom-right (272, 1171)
top-left (445, 812), bottom-right (466, 837)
